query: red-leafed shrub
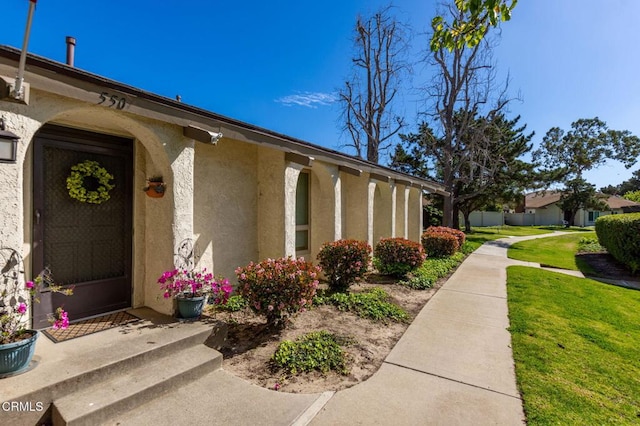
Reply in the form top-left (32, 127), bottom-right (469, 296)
top-left (236, 257), bottom-right (320, 327)
top-left (373, 238), bottom-right (426, 277)
top-left (425, 226), bottom-right (466, 247)
top-left (317, 239), bottom-right (371, 292)
top-left (421, 231), bottom-right (459, 257)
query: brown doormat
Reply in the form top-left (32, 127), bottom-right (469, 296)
top-left (42, 311), bottom-right (140, 343)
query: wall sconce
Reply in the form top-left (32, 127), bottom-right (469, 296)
top-left (0, 118), bottom-right (19, 163)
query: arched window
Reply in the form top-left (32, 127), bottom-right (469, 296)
top-left (295, 171), bottom-right (310, 253)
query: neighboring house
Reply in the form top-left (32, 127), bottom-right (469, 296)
top-left (523, 191), bottom-right (640, 227)
top-left (0, 45), bottom-right (445, 327)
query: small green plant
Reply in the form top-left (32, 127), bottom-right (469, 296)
top-left (271, 331), bottom-right (351, 375)
top-left (401, 252), bottom-right (465, 289)
top-left (315, 288), bottom-right (408, 323)
top-left (577, 236), bottom-right (605, 253)
top-left (317, 239), bottom-right (371, 292)
top-left (215, 294), bottom-right (248, 312)
top-left (373, 237), bottom-right (426, 277)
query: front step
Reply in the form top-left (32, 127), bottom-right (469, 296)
top-left (0, 308), bottom-right (227, 426)
top-left (52, 344), bottom-right (222, 426)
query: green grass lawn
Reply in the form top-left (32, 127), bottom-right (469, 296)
top-left (464, 226), bottom-right (553, 251)
top-left (507, 232), bottom-right (596, 274)
top-left (507, 266), bottom-right (640, 425)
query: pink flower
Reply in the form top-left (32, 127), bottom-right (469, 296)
top-left (52, 308), bottom-right (69, 330)
top-left (17, 303), bottom-right (27, 314)
top-left (25, 281), bottom-right (34, 289)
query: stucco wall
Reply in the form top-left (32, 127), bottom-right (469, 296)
top-left (342, 172), bottom-right (368, 241)
top-left (407, 187), bottom-right (422, 241)
top-left (309, 163), bottom-right (338, 261)
top-left (257, 147), bottom-right (286, 260)
top-left (194, 138), bottom-right (258, 282)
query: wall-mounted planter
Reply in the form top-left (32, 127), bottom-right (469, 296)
top-left (144, 177), bottom-right (166, 198)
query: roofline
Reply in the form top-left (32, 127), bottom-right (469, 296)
top-left (0, 45), bottom-right (447, 195)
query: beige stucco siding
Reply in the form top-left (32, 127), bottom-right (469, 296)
top-left (194, 139), bottom-right (258, 282)
top-left (257, 147), bottom-right (286, 260)
top-left (341, 172), bottom-right (368, 242)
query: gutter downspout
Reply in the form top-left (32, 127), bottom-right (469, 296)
top-left (11, 0), bottom-right (37, 101)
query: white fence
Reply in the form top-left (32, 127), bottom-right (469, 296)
top-left (461, 211), bottom-right (505, 227)
top-left (504, 213), bottom-right (536, 226)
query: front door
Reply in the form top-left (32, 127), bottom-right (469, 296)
top-left (32, 125), bottom-right (133, 329)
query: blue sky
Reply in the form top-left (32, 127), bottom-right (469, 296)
top-left (3, 0), bottom-right (639, 188)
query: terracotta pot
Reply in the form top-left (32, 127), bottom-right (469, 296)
top-left (145, 182), bottom-right (165, 198)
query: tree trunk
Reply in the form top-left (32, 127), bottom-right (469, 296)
top-left (442, 194), bottom-right (454, 227)
top-left (452, 204), bottom-right (460, 230)
top-left (463, 211), bottom-right (472, 233)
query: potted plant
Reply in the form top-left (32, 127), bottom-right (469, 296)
top-left (0, 262), bottom-right (72, 377)
top-left (157, 267), bottom-right (232, 319)
top-left (143, 176), bottom-right (166, 198)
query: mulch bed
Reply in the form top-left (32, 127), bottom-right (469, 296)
top-left (577, 252), bottom-right (639, 282)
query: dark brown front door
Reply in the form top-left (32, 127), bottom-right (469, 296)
top-left (32, 125), bottom-right (133, 329)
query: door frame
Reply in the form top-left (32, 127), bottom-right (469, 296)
top-left (32, 124), bottom-right (134, 328)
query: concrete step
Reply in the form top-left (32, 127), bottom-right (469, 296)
top-left (0, 308), bottom-right (227, 426)
top-left (52, 344), bottom-right (222, 426)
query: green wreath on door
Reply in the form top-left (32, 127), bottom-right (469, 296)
top-left (66, 160), bottom-right (115, 204)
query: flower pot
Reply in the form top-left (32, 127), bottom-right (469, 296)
top-left (145, 182), bottom-right (165, 198)
top-left (176, 296), bottom-right (205, 319)
top-left (0, 330), bottom-right (38, 377)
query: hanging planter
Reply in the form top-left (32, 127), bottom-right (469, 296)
top-left (66, 160), bottom-right (114, 204)
top-left (144, 176), bottom-right (166, 198)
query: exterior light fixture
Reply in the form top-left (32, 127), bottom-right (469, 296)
top-left (0, 118), bottom-right (19, 163)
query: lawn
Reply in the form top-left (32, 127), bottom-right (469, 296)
top-left (507, 266), bottom-right (640, 425)
top-left (464, 226), bottom-right (553, 251)
top-left (507, 232), bottom-right (596, 273)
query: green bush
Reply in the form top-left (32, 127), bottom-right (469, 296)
top-left (373, 237), bottom-right (426, 277)
top-left (271, 331), bottom-right (350, 375)
top-left (215, 294), bottom-right (248, 312)
top-left (315, 288), bottom-right (408, 323)
top-left (317, 239), bottom-right (371, 292)
top-left (595, 213), bottom-right (640, 273)
top-left (421, 231), bottom-right (459, 257)
top-left (236, 257), bottom-right (320, 327)
top-left (401, 252), bottom-right (465, 289)
top-left (577, 237), bottom-right (605, 253)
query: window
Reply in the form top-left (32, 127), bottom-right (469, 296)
top-left (295, 171), bottom-right (310, 252)
top-left (588, 211), bottom-right (600, 222)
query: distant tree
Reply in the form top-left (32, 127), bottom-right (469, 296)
top-left (623, 190), bottom-right (640, 203)
top-left (430, 0), bottom-right (517, 52)
top-left (339, 5), bottom-right (410, 163)
top-left (391, 113), bottom-right (534, 231)
top-left (414, 2), bottom-right (515, 228)
top-left (600, 169), bottom-right (640, 196)
top-left (533, 117), bottom-right (640, 225)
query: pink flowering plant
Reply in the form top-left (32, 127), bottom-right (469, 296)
top-left (1, 266), bottom-right (73, 344)
top-left (373, 237), bottom-right (426, 277)
top-left (157, 267), bottom-right (232, 303)
top-left (317, 239), bottom-right (371, 292)
top-left (236, 257), bottom-right (320, 327)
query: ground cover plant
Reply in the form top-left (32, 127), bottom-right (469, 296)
top-left (314, 287), bottom-right (409, 323)
top-left (400, 251), bottom-right (466, 289)
top-left (507, 232), bottom-right (597, 272)
top-left (271, 331), bottom-right (351, 375)
top-left (506, 266), bottom-right (640, 425)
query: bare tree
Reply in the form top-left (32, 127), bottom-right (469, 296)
top-left (339, 5), bottom-right (410, 163)
top-left (425, 3), bottom-right (514, 227)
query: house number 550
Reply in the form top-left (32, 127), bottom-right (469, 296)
top-left (98, 92), bottom-right (127, 109)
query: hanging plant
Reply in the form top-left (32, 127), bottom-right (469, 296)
top-left (66, 160), bottom-right (115, 204)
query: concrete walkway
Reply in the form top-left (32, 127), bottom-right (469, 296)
top-left (112, 233), bottom-right (580, 426)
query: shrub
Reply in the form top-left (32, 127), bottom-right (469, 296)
top-left (236, 257), bottom-right (320, 327)
top-left (421, 231), bottom-right (459, 257)
top-left (595, 213), bottom-right (640, 273)
top-left (577, 237), bottom-right (605, 253)
top-left (214, 294), bottom-right (248, 312)
top-left (315, 288), bottom-right (408, 323)
top-left (373, 237), bottom-right (426, 277)
top-left (425, 226), bottom-right (466, 247)
top-left (271, 331), bottom-right (350, 375)
top-left (317, 239), bottom-right (371, 292)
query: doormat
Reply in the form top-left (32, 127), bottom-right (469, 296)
top-left (42, 311), bottom-right (140, 343)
